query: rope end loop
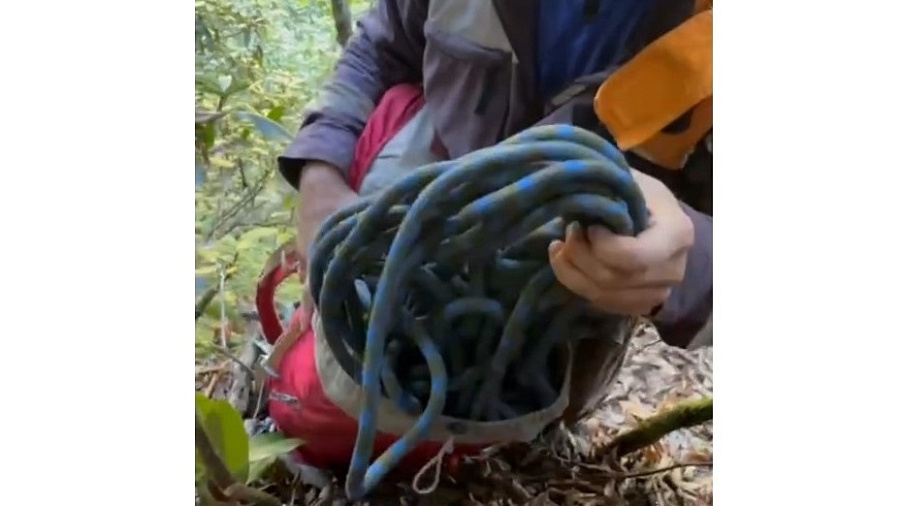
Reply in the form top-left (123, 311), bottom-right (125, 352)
top-left (411, 437), bottom-right (456, 495)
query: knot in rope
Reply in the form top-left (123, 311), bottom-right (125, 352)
top-left (307, 124), bottom-right (649, 500)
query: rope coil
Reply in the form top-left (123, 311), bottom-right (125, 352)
top-left (307, 124), bottom-right (649, 500)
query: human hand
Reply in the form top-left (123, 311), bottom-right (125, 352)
top-left (295, 161), bottom-right (359, 330)
top-left (548, 169), bottom-right (695, 316)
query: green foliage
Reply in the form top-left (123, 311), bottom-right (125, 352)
top-left (196, 392), bottom-right (251, 483)
top-left (195, 0), bottom-right (371, 355)
top-left (248, 432), bottom-right (305, 482)
top-left (194, 0), bottom-right (367, 500)
top-left (195, 393), bottom-right (303, 486)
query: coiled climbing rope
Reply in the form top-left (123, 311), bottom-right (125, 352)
top-left (307, 124), bottom-right (650, 500)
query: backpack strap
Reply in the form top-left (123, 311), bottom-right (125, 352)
top-left (255, 242), bottom-right (303, 345)
top-left (594, 7), bottom-right (712, 170)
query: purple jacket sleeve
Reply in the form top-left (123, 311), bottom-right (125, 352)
top-left (278, 1), bottom-right (427, 189)
top-left (652, 202), bottom-right (712, 348)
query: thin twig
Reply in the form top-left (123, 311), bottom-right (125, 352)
top-left (633, 337), bottom-right (662, 354)
top-left (218, 263), bottom-right (229, 348)
top-left (196, 363), bottom-right (226, 375)
top-left (219, 217), bottom-right (292, 239)
top-left (195, 252), bottom-right (239, 321)
top-left (578, 460), bottom-right (713, 480)
top-left (329, 0), bottom-right (353, 46)
top-left (212, 345), bottom-right (256, 377)
top-left (227, 334), bottom-right (263, 416)
top-left (196, 109), bottom-right (228, 124)
top-left (196, 285), bottom-right (221, 321)
top-left (204, 369), bottom-right (226, 398)
top-left (223, 483), bottom-right (282, 506)
top-left (204, 168), bottom-right (274, 241)
top-left (237, 159), bottom-right (249, 189)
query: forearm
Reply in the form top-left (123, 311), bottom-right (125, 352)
top-left (652, 202), bottom-right (712, 348)
top-left (298, 162), bottom-right (352, 199)
top-left (278, 0), bottom-right (426, 189)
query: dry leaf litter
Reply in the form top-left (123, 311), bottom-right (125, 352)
top-left (197, 322), bottom-right (713, 505)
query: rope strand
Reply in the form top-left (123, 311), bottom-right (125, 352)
top-left (307, 125), bottom-right (649, 500)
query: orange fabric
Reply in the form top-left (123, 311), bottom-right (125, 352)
top-left (594, 9), bottom-right (712, 170)
top-left (630, 96), bottom-right (712, 170)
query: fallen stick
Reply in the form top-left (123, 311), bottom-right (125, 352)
top-left (599, 397), bottom-right (713, 458)
top-left (226, 325), bottom-right (262, 417)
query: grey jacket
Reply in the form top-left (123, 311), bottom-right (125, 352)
top-left (279, 0), bottom-right (712, 348)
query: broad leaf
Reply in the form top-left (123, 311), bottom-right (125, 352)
top-left (217, 75), bottom-right (233, 94)
top-left (246, 432), bottom-right (303, 483)
top-left (234, 111), bottom-right (291, 143)
top-left (195, 392), bottom-right (250, 483)
top-left (196, 76), bottom-right (225, 97)
top-left (200, 122), bottom-right (216, 149)
top-left (266, 105), bottom-right (286, 123)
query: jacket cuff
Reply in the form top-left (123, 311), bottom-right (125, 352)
top-left (652, 202), bottom-right (712, 347)
top-left (278, 117), bottom-right (358, 190)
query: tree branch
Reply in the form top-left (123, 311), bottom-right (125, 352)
top-left (204, 168), bottom-right (274, 241)
top-left (599, 397), bottom-right (713, 458)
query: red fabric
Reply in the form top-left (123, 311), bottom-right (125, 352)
top-left (264, 84), bottom-right (484, 475)
top-left (256, 249), bottom-right (301, 346)
top-left (347, 83), bottom-right (427, 193)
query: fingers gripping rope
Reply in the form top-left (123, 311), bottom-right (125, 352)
top-left (307, 125), bottom-right (649, 500)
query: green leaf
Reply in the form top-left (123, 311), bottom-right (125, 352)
top-left (195, 392), bottom-right (250, 483)
top-left (246, 432), bottom-right (303, 483)
top-left (196, 76), bottom-right (225, 96)
top-left (266, 105), bottom-right (286, 123)
top-left (217, 75), bottom-right (234, 94)
top-left (282, 193), bottom-right (296, 211)
top-left (200, 122), bottom-right (216, 149)
top-left (197, 242), bottom-right (230, 264)
top-left (234, 111), bottom-right (291, 142)
top-left (224, 80), bottom-right (251, 97)
top-left (201, 300), bottom-right (242, 322)
top-left (214, 235), bottom-right (239, 256)
top-left (238, 227), bottom-right (277, 248)
top-left (249, 432), bottom-right (304, 461)
top-left (195, 265), bottom-right (218, 277)
top-left (276, 230), bottom-right (295, 244)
